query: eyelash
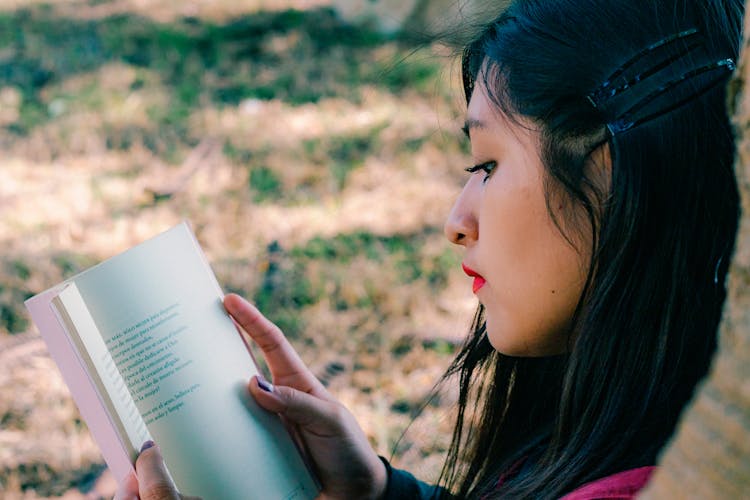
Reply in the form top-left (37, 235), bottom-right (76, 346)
top-left (465, 161), bottom-right (497, 183)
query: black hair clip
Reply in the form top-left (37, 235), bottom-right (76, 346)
top-left (607, 58), bottom-right (735, 134)
top-left (587, 28), bottom-right (736, 135)
top-left (588, 28), bottom-right (702, 104)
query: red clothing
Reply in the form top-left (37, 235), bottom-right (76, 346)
top-left (560, 466), bottom-right (657, 499)
top-left (381, 455), bottom-right (656, 499)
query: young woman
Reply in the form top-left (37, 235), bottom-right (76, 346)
top-left (116, 0), bottom-right (744, 498)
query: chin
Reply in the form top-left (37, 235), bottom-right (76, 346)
top-left (486, 335), bottom-right (534, 357)
top-left (485, 318), bottom-right (566, 358)
top-left (483, 318), bottom-right (525, 356)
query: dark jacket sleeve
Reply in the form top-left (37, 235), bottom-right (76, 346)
top-left (379, 456), bottom-right (453, 500)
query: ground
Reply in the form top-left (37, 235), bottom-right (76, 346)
top-left (0, 1), bottom-right (478, 498)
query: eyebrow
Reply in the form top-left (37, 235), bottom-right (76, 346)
top-left (462, 118), bottom-right (487, 138)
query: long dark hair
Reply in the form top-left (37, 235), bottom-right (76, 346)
top-left (437, 1), bottom-right (743, 497)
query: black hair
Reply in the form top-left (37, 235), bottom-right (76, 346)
top-left (438, 1), bottom-right (743, 497)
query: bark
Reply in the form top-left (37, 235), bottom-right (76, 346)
top-left (638, 7), bottom-right (750, 499)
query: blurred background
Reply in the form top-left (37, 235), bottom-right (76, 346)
top-left (0, 0), bottom-right (487, 498)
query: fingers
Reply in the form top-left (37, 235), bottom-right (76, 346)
top-left (135, 442), bottom-right (181, 500)
top-left (248, 376), bottom-right (346, 436)
top-left (224, 294), bottom-right (327, 395)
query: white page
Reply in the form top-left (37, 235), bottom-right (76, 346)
top-left (54, 284), bottom-right (152, 460)
top-left (70, 223), bottom-right (317, 500)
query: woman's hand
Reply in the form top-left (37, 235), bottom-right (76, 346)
top-left (114, 294), bottom-right (387, 500)
top-left (224, 293), bottom-right (387, 500)
top-left (114, 442), bottom-right (200, 500)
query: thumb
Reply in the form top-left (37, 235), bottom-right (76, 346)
top-left (135, 441), bottom-right (181, 500)
top-left (249, 376), bottom-right (346, 436)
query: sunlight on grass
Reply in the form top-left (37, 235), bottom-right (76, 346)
top-left (0, 1), bottom-right (476, 497)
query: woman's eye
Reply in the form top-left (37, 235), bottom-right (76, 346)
top-left (464, 161), bottom-right (497, 183)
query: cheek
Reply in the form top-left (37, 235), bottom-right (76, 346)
top-left (477, 177), bottom-right (548, 292)
top-left (478, 180), bottom-right (587, 356)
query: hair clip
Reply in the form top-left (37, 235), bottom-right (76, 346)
top-left (606, 58), bottom-right (735, 134)
top-left (588, 28), bottom-right (702, 104)
top-left (587, 28), bottom-right (736, 135)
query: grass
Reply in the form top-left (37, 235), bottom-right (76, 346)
top-left (249, 165), bottom-right (283, 201)
top-left (0, 6), bottom-right (450, 139)
top-left (252, 229), bottom-right (460, 338)
top-left (0, 1), bottom-right (473, 498)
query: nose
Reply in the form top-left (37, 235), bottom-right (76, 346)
top-left (444, 181), bottom-right (478, 246)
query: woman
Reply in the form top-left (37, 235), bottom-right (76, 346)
top-left (117, 0), bottom-right (744, 498)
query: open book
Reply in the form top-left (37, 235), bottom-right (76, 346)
top-left (25, 222), bottom-right (319, 500)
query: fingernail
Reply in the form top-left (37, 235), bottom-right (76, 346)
top-left (257, 376), bottom-right (274, 393)
top-left (140, 440), bottom-right (155, 453)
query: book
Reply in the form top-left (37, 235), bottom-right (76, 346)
top-left (24, 222), bottom-right (319, 500)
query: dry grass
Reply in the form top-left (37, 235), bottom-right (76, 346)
top-left (0, 0), bottom-right (331, 22)
top-left (0, 1), bottom-right (477, 497)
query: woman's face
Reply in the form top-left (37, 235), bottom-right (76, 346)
top-left (444, 81), bottom-right (590, 356)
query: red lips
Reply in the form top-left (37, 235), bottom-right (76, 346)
top-left (462, 263), bottom-right (487, 293)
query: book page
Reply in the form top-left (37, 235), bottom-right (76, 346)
top-left (53, 285), bottom-right (151, 462)
top-left (70, 223), bottom-right (317, 500)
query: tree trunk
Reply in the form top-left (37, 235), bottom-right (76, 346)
top-left (638, 6), bottom-right (750, 499)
